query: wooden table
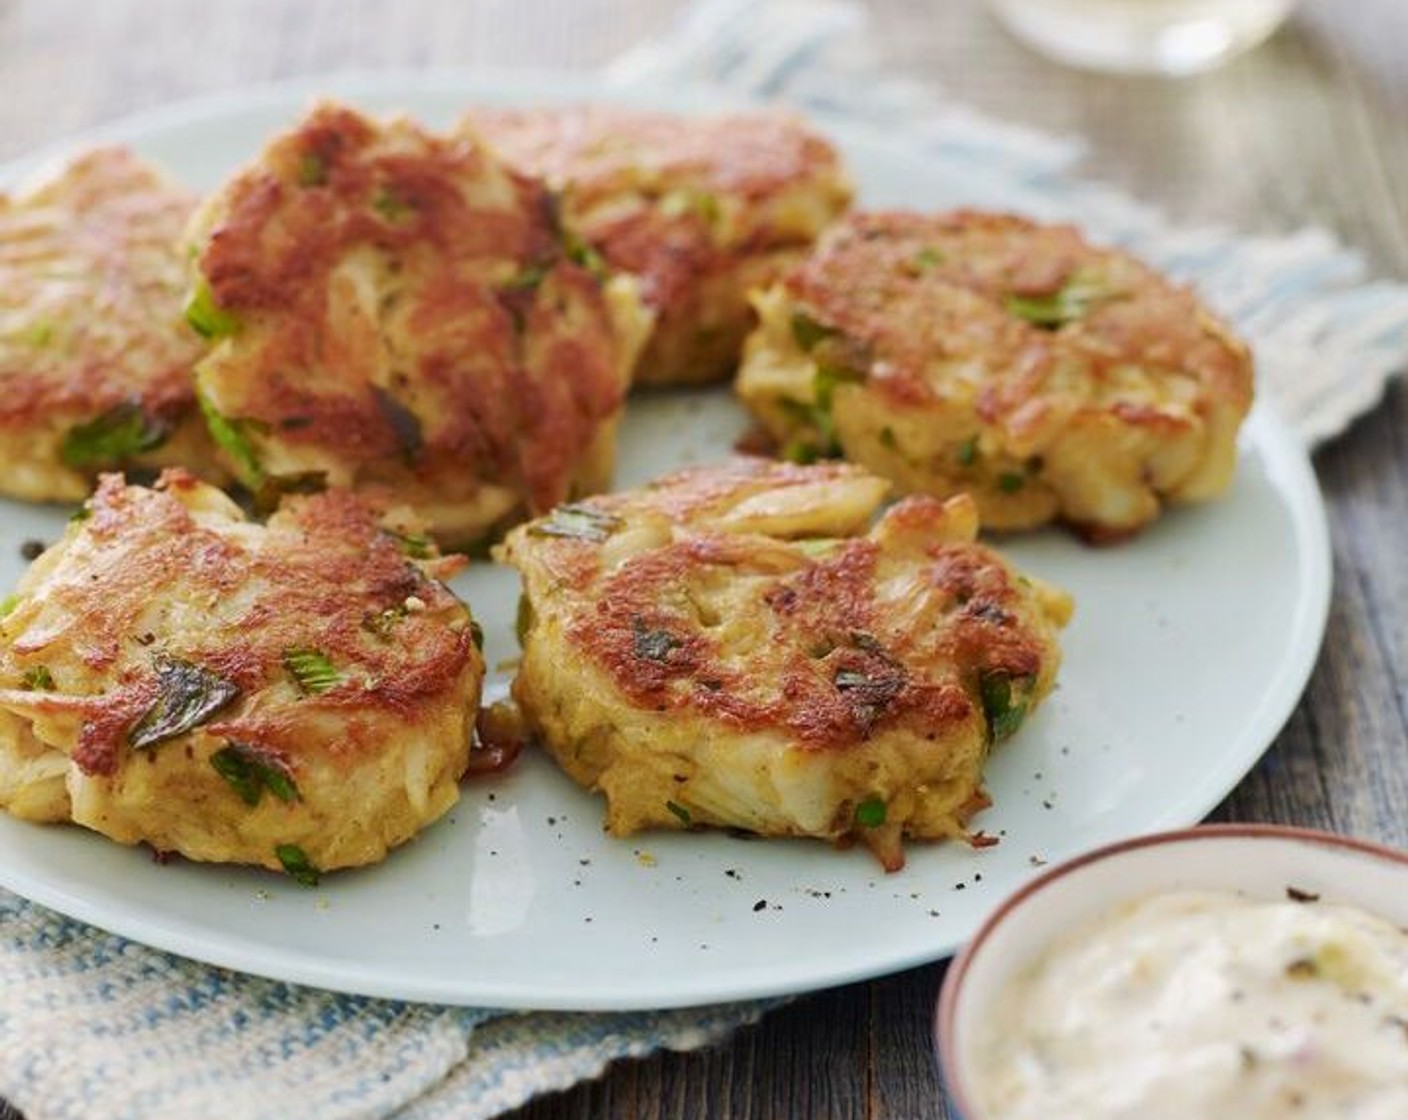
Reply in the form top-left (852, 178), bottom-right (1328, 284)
top-left (2, 1), bottom-right (1406, 1117)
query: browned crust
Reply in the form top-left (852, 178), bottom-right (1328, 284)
top-left (470, 106), bottom-right (845, 215)
top-left (2, 470), bottom-right (477, 778)
top-left (470, 106), bottom-right (850, 372)
top-left (195, 102), bottom-right (629, 520)
top-left (510, 461), bottom-right (1059, 752)
top-left (780, 209), bottom-right (1254, 427)
top-left (0, 146), bottom-right (203, 427)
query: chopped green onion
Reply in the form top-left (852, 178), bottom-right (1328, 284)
top-left (1006, 276), bottom-right (1115, 329)
top-left (283, 648), bottom-right (342, 695)
top-left (563, 231), bottom-right (607, 279)
top-left (912, 247), bottom-right (944, 270)
top-left (666, 799), bottom-right (692, 825)
top-left (956, 437), bottom-right (979, 468)
top-left (504, 260), bottom-right (551, 293)
top-left (980, 672), bottom-right (1031, 741)
top-left (275, 843), bottom-right (320, 887)
top-left (528, 503), bottom-right (622, 544)
top-left (781, 438), bottom-right (821, 465)
top-left (371, 188), bottom-right (411, 222)
top-left (297, 152), bottom-right (327, 187)
top-left (26, 321), bottom-right (54, 347)
top-left (659, 188), bottom-right (720, 227)
top-left (0, 594), bottom-right (19, 619)
top-left (211, 742), bottom-right (300, 807)
top-left (790, 312), bottom-right (837, 352)
top-left (184, 279), bottom-right (240, 340)
top-left (384, 528), bottom-right (433, 560)
top-left (19, 665), bottom-right (53, 691)
top-left (129, 655), bottom-right (241, 750)
top-left (69, 504), bottom-right (91, 523)
top-left (196, 387), bottom-right (263, 487)
top-left (997, 472), bottom-right (1026, 494)
top-left (855, 798), bottom-right (887, 828)
top-left (60, 402), bottom-right (168, 468)
top-left (795, 537), bottom-right (840, 558)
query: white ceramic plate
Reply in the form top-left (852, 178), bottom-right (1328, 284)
top-left (0, 73), bottom-right (1331, 1010)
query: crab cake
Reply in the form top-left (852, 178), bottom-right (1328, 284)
top-left (0, 471), bottom-right (483, 879)
top-left (737, 210), bottom-right (1255, 541)
top-left (185, 102), bottom-right (648, 548)
top-left (499, 458), bottom-right (1071, 871)
top-left (0, 147), bottom-right (219, 502)
top-left (468, 106), bottom-right (852, 387)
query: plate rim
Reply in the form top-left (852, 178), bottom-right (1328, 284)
top-left (0, 71), bottom-right (1333, 1010)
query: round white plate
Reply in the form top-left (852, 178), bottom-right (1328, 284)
top-left (0, 73), bottom-right (1331, 1010)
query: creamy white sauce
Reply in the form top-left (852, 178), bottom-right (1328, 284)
top-left (970, 890), bottom-right (1408, 1120)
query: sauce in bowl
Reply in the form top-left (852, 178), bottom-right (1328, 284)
top-left (970, 889), bottom-right (1408, 1120)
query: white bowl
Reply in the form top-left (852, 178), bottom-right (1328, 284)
top-left (935, 824), bottom-right (1408, 1119)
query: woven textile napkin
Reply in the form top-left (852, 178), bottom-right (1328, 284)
top-left (5, 3), bottom-right (1408, 1120)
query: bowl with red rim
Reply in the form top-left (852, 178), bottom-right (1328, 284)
top-left (934, 823), bottom-right (1408, 1119)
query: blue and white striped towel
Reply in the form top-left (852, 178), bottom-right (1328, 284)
top-left (4, 3), bottom-right (1408, 1119)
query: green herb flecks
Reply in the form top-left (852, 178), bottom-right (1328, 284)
top-left (371, 188), bottom-right (412, 222)
top-left (781, 438), bottom-right (822, 465)
top-left (666, 799), bottom-right (692, 826)
top-left (275, 843), bottom-right (320, 887)
top-left (956, 436), bottom-right (979, 468)
top-left (912, 246), bottom-right (944, 270)
top-left (632, 617), bottom-right (681, 663)
top-left (563, 230), bottom-right (607, 280)
top-left (997, 471), bottom-right (1026, 494)
top-left (283, 648), bottom-right (342, 695)
top-left (0, 594), bottom-right (19, 620)
top-left (129, 655), bottom-right (241, 751)
top-left (60, 402), bottom-right (169, 468)
top-left (19, 665), bottom-right (53, 691)
top-left (879, 427), bottom-right (898, 451)
top-left (790, 312), bottom-right (838, 352)
top-left (1006, 275), bottom-right (1116, 329)
top-left (659, 188), bottom-right (720, 227)
top-left (211, 742), bottom-right (299, 807)
top-left (528, 503), bottom-right (622, 544)
top-left (504, 259), bottom-right (552, 293)
top-left (795, 537), bottom-right (840, 558)
top-left (855, 798), bottom-right (887, 828)
top-left (184, 278), bottom-right (240, 340)
top-left (196, 387), bottom-right (264, 487)
top-left (980, 672), bottom-right (1032, 742)
top-left (297, 152), bottom-right (328, 187)
top-left (26, 321), bottom-right (55, 348)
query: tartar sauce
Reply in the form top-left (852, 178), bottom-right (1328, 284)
top-left (970, 890), bottom-right (1408, 1120)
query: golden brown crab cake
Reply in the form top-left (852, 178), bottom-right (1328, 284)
top-left (185, 101), bottom-right (648, 548)
top-left (737, 210), bottom-right (1255, 541)
top-left (0, 470), bottom-right (484, 879)
top-left (0, 147), bottom-right (219, 502)
top-left (468, 106), bottom-right (852, 386)
top-left (499, 458), bottom-right (1071, 871)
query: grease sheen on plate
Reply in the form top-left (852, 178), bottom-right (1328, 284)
top-left (0, 73), bottom-right (1330, 1010)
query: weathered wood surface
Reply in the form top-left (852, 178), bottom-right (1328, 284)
top-left (1, 1), bottom-right (1405, 1116)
